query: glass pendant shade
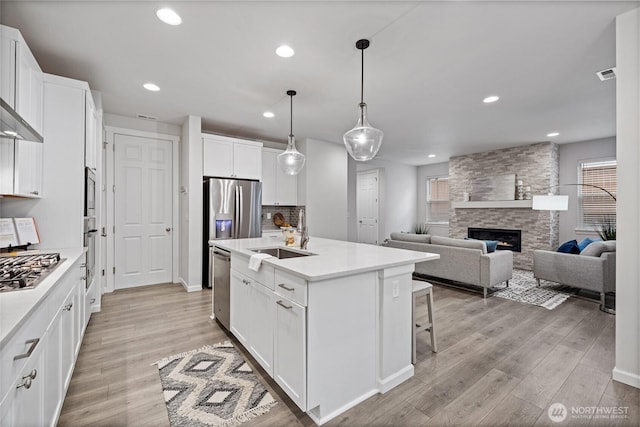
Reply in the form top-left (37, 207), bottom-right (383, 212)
top-left (277, 89), bottom-right (305, 175)
top-left (278, 135), bottom-right (305, 175)
top-left (343, 103), bottom-right (383, 161)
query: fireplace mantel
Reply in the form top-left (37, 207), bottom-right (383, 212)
top-left (451, 200), bottom-right (533, 209)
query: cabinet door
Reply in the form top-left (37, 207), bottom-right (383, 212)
top-left (230, 269), bottom-right (251, 346)
top-left (261, 149), bottom-right (277, 205)
top-left (60, 290), bottom-right (75, 390)
top-left (16, 41), bottom-right (43, 136)
top-left (13, 140), bottom-right (43, 197)
top-left (274, 297), bottom-right (306, 410)
top-left (249, 282), bottom-right (274, 376)
top-left (203, 137), bottom-right (234, 178)
top-left (276, 163), bottom-right (297, 206)
top-left (85, 92), bottom-right (97, 170)
top-left (0, 138), bottom-right (14, 194)
top-left (0, 36), bottom-right (16, 108)
top-left (233, 142), bottom-right (262, 180)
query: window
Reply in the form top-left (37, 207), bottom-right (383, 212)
top-left (578, 159), bottom-right (616, 228)
top-left (426, 177), bottom-right (450, 223)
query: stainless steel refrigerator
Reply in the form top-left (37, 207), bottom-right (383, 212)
top-left (203, 178), bottom-right (261, 327)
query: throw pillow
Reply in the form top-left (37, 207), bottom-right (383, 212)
top-left (557, 240), bottom-right (580, 254)
top-left (485, 240), bottom-right (499, 253)
top-left (578, 237), bottom-right (601, 252)
top-left (581, 240), bottom-right (616, 257)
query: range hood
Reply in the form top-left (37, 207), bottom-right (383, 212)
top-left (0, 97), bottom-right (43, 143)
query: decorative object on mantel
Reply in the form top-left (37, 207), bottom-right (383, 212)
top-left (153, 341), bottom-right (277, 427)
top-left (470, 174), bottom-right (516, 201)
top-left (343, 38), bottom-right (384, 162)
top-left (277, 90), bottom-right (305, 175)
top-left (515, 179), bottom-right (525, 200)
top-left (493, 269), bottom-right (577, 310)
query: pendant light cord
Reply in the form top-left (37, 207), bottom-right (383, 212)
top-left (360, 47), bottom-right (364, 105)
top-left (290, 93), bottom-right (293, 137)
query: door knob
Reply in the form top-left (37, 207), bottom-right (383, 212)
top-left (166, 227), bottom-right (172, 232)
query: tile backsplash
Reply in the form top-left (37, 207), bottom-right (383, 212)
top-left (262, 205), bottom-right (304, 231)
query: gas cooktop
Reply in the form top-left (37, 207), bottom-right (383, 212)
top-left (0, 253), bottom-right (63, 293)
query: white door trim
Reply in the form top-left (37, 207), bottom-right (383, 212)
top-left (104, 126), bottom-right (179, 293)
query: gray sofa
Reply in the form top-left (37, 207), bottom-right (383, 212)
top-left (384, 233), bottom-right (513, 298)
top-left (533, 240), bottom-right (616, 312)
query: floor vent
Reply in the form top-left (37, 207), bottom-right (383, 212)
top-left (136, 113), bottom-right (158, 121)
top-left (596, 67), bottom-right (616, 81)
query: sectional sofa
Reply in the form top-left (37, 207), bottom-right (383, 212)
top-left (383, 233), bottom-right (513, 298)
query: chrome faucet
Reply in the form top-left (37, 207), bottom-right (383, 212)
top-left (298, 208), bottom-right (309, 249)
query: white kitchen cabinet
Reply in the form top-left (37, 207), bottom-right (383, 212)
top-left (0, 138), bottom-right (43, 198)
top-left (230, 269), bottom-right (251, 347)
top-left (0, 25), bottom-right (44, 137)
top-left (203, 135), bottom-right (262, 180)
top-left (274, 295), bottom-right (306, 411)
top-left (248, 281), bottom-right (275, 376)
top-left (261, 148), bottom-right (297, 206)
top-left (84, 92), bottom-right (98, 170)
top-left (0, 254), bottom-right (87, 427)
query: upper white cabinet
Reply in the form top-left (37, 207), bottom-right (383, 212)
top-left (261, 148), bottom-right (297, 206)
top-left (84, 91), bottom-right (98, 170)
top-left (203, 134), bottom-right (262, 180)
top-left (1, 25), bottom-right (44, 137)
top-left (0, 138), bottom-right (43, 197)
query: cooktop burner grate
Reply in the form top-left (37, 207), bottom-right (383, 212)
top-left (0, 253), bottom-right (63, 293)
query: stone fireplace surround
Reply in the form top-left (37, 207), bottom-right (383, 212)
top-left (449, 142), bottom-right (559, 270)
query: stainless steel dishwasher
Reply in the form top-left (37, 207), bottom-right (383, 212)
top-left (212, 246), bottom-right (231, 330)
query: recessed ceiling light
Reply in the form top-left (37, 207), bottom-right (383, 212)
top-left (428, 154), bottom-right (436, 158)
top-left (547, 132), bottom-right (560, 137)
top-left (156, 8), bottom-right (182, 26)
top-left (483, 95), bottom-right (500, 103)
top-left (4, 130), bottom-right (18, 136)
top-left (276, 45), bottom-right (295, 58)
top-left (263, 111), bottom-right (275, 118)
top-left (143, 83), bottom-right (160, 92)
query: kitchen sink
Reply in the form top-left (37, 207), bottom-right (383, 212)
top-left (250, 247), bottom-right (314, 259)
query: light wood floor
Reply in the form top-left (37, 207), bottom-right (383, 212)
top-left (58, 283), bottom-right (639, 426)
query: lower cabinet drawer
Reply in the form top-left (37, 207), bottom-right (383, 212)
top-left (274, 269), bottom-right (307, 306)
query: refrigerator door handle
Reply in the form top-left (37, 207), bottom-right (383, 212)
top-left (238, 185), bottom-right (244, 237)
top-left (234, 185), bottom-right (240, 238)
top-left (208, 179), bottom-right (215, 240)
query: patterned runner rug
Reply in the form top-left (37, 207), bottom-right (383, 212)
top-left (493, 269), bottom-right (578, 310)
top-left (153, 341), bottom-right (276, 427)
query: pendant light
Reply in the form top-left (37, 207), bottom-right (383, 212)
top-left (277, 90), bottom-right (305, 175)
top-left (343, 39), bottom-right (384, 162)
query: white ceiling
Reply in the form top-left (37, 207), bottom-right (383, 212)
top-left (2, 1), bottom-right (638, 165)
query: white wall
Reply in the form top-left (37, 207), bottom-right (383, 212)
top-left (354, 158), bottom-right (418, 242)
top-left (417, 162), bottom-right (450, 237)
top-left (558, 137), bottom-right (616, 243)
top-left (298, 138), bottom-right (348, 240)
top-left (104, 113), bottom-right (181, 136)
top-left (614, 7), bottom-right (640, 390)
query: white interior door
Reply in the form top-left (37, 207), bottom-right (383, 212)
top-left (114, 134), bottom-right (173, 289)
top-left (357, 169), bottom-right (380, 245)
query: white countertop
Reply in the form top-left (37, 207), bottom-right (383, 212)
top-left (0, 247), bottom-right (85, 347)
top-left (211, 236), bottom-right (439, 281)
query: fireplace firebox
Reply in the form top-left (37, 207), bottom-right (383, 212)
top-left (468, 227), bottom-right (522, 252)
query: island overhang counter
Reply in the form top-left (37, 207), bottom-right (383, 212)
top-left (211, 236), bottom-right (439, 425)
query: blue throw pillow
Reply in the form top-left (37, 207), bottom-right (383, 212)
top-left (557, 240), bottom-right (580, 254)
top-left (485, 240), bottom-right (498, 253)
top-left (578, 237), bottom-right (601, 252)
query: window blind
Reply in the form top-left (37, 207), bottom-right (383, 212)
top-left (578, 160), bottom-right (616, 227)
top-left (426, 177), bottom-right (450, 223)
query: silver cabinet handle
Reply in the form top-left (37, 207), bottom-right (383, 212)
top-left (276, 300), bottom-right (292, 310)
top-left (90, 298), bottom-right (96, 304)
top-left (13, 338), bottom-right (40, 360)
top-left (242, 279), bottom-right (250, 285)
top-left (278, 283), bottom-right (294, 291)
top-left (17, 370), bottom-right (37, 389)
top-left (30, 190), bottom-right (39, 195)
top-left (80, 263), bottom-right (87, 268)
top-left (64, 302), bottom-right (73, 311)
top-left (25, 370), bottom-right (37, 380)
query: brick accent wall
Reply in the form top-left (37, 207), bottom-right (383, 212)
top-left (449, 142), bottom-right (559, 269)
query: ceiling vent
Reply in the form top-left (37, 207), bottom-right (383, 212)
top-left (596, 67), bottom-right (617, 81)
top-left (136, 113), bottom-right (158, 121)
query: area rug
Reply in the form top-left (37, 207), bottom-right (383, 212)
top-left (492, 269), bottom-right (578, 310)
top-left (153, 341), bottom-right (276, 427)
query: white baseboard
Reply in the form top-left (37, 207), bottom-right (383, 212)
top-left (178, 277), bottom-right (202, 293)
top-left (307, 388), bottom-right (378, 426)
top-left (378, 364), bottom-right (414, 393)
top-left (613, 367), bottom-right (640, 389)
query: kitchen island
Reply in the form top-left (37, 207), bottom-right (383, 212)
top-left (212, 236), bottom-right (439, 425)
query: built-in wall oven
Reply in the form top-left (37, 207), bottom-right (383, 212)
top-left (84, 167), bottom-right (97, 288)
